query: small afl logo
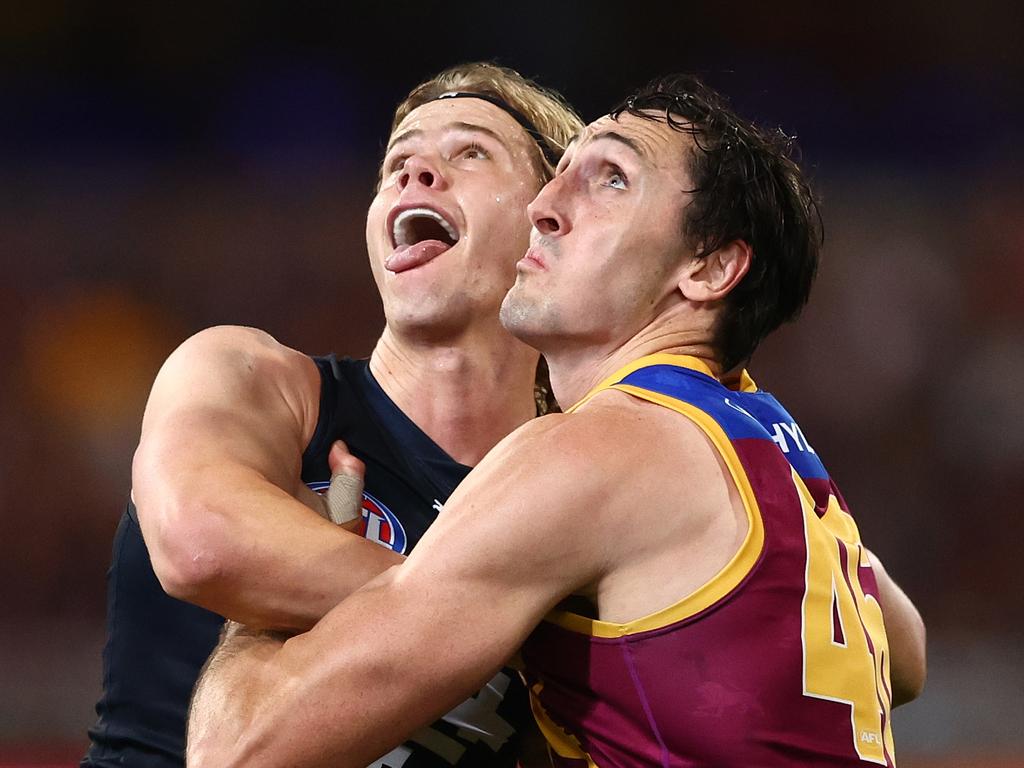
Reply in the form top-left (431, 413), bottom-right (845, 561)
top-left (307, 483), bottom-right (408, 554)
top-left (356, 491), bottom-right (408, 554)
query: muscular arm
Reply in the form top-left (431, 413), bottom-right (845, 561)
top-left (133, 326), bottom-right (401, 632)
top-left (867, 550), bottom-right (926, 706)
top-left (187, 413), bottom-right (616, 768)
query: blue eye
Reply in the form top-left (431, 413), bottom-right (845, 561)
top-left (606, 169), bottom-right (628, 190)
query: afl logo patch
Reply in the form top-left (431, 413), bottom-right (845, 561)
top-left (307, 483), bottom-right (408, 554)
top-left (356, 491), bottom-right (408, 554)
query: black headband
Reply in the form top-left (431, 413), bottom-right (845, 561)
top-left (434, 91), bottom-right (561, 167)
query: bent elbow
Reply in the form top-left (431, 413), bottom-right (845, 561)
top-left (153, 542), bottom-right (226, 604)
top-left (142, 498), bottom-right (231, 603)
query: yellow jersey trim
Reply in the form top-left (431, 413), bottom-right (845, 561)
top-left (528, 683), bottom-right (600, 767)
top-left (548, 356), bottom-right (766, 639)
top-left (565, 353), bottom-right (716, 414)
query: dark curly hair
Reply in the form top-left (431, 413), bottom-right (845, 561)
top-left (611, 74), bottom-right (823, 371)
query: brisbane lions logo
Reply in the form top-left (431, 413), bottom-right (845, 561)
top-left (307, 483), bottom-right (408, 554)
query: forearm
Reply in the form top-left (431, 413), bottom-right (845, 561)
top-left (189, 568), bottom-right (517, 768)
top-left (145, 474), bottom-right (403, 631)
top-left (194, 518), bottom-right (403, 633)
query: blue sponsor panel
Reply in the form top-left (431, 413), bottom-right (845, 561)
top-left (619, 364), bottom-right (829, 480)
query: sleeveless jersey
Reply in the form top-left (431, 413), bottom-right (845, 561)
top-left (521, 354), bottom-right (895, 767)
top-left (83, 355), bottom-right (527, 768)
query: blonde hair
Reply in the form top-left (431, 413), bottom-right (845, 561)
top-left (390, 62), bottom-right (583, 182)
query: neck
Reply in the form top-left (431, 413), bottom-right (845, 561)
top-left (544, 318), bottom-right (722, 409)
top-left (369, 322), bottom-right (539, 466)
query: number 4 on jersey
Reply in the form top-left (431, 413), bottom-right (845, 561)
top-left (795, 473), bottom-right (895, 765)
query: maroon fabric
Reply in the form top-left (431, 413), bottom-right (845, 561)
top-left (522, 436), bottom-right (895, 768)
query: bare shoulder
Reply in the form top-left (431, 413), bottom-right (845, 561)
top-left (494, 390), bottom-right (732, 546)
top-left (495, 389), bottom-right (712, 477)
top-left (473, 410), bottom-right (606, 484)
top-left (138, 325), bottom-right (322, 464)
top-left (161, 325), bottom-right (316, 389)
top-left (427, 412), bottom-right (611, 539)
top-left (452, 389), bottom-right (710, 527)
top-left (149, 326), bottom-right (318, 414)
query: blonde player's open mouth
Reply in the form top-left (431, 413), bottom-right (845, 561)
top-left (385, 207), bottom-right (460, 273)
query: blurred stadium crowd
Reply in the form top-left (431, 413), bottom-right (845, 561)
top-left (2, 3), bottom-right (1022, 764)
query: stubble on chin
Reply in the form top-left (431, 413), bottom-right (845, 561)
top-left (500, 281), bottom-right (556, 347)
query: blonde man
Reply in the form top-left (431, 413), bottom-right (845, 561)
top-left (82, 63), bottom-right (582, 768)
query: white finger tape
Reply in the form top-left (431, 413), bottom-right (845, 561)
top-left (323, 473), bottom-right (364, 525)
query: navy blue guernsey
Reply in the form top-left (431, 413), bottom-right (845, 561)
top-left (83, 355), bottom-right (527, 768)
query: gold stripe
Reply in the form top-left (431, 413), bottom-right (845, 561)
top-left (738, 369), bottom-right (758, 393)
top-left (528, 683), bottom-right (600, 767)
top-left (566, 354), bottom-right (716, 413)
top-left (546, 368), bottom-right (766, 638)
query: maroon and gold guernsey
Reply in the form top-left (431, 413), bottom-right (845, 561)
top-left (521, 354), bottom-right (896, 767)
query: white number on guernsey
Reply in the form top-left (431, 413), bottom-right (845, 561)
top-left (366, 671), bottom-right (515, 767)
top-left (795, 473), bottom-right (895, 765)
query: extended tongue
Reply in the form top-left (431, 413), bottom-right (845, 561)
top-left (385, 240), bottom-right (453, 273)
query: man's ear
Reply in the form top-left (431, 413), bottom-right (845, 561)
top-left (678, 240), bottom-right (752, 302)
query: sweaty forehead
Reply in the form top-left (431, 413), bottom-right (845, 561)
top-left (574, 112), bottom-right (691, 167)
top-left (389, 97), bottom-right (535, 153)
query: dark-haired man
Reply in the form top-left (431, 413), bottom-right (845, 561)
top-left (81, 63), bottom-right (582, 768)
top-left (189, 75), bottom-right (924, 767)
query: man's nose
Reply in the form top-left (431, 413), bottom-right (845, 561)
top-left (527, 177), bottom-right (569, 237)
top-left (398, 155), bottom-right (445, 191)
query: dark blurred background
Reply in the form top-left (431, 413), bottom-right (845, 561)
top-left (3, 2), bottom-right (1023, 765)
